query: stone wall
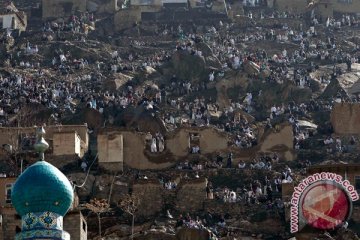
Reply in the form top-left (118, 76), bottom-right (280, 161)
top-left (176, 179), bottom-right (207, 213)
top-left (203, 200), bottom-right (246, 217)
top-left (129, 179), bottom-right (208, 217)
top-left (132, 181), bottom-right (164, 218)
top-left (331, 103), bottom-right (360, 135)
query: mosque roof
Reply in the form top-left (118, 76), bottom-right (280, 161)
top-left (11, 161), bottom-right (74, 216)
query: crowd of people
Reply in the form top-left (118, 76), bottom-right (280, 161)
top-left (2, 1), bottom-right (360, 239)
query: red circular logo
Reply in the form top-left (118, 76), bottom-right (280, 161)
top-left (301, 182), bottom-right (351, 230)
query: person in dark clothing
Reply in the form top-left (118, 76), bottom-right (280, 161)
top-left (266, 184), bottom-right (273, 202)
top-left (227, 153), bottom-right (233, 168)
top-left (216, 154), bottom-right (223, 164)
top-left (175, 214), bottom-right (184, 228)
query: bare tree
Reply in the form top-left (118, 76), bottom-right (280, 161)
top-left (5, 128), bottom-right (21, 175)
top-left (118, 194), bottom-right (140, 240)
top-left (85, 198), bottom-right (110, 237)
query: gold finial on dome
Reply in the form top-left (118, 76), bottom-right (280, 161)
top-left (33, 126), bottom-right (49, 161)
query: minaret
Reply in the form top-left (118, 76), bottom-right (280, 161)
top-left (11, 127), bottom-right (74, 240)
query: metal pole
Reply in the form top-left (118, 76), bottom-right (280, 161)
top-left (223, 0), bottom-right (228, 17)
top-left (131, 214), bottom-right (134, 240)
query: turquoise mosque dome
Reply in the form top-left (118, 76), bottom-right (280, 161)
top-left (11, 160), bottom-right (74, 217)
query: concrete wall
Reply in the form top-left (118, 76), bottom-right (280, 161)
top-left (64, 211), bottom-right (87, 240)
top-left (42, 0), bottom-right (87, 19)
top-left (53, 132), bottom-right (81, 157)
top-left (331, 103), bottom-right (360, 135)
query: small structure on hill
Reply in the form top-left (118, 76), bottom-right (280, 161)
top-left (0, 125), bottom-right (89, 158)
top-left (0, 2), bottom-right (27, 32)
top-left (97, 133), bottom-right (124, 172)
